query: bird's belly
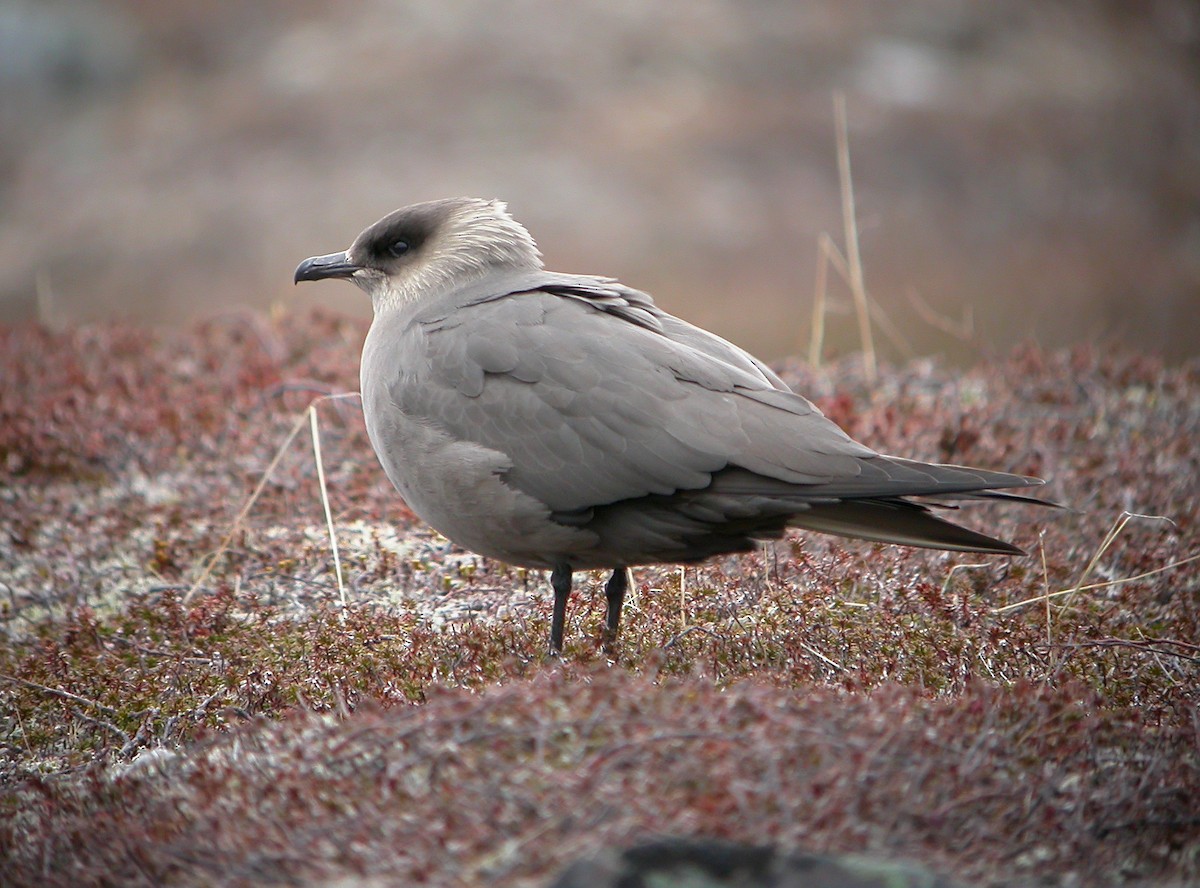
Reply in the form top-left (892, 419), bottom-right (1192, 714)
top-left (362, 404), bottom-right (594, 568)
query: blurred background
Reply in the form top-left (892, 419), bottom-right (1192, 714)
top-left (1, 0), bottom-right (1197, 364)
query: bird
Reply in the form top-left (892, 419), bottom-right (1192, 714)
top-left (295, 197), bottom-right (1053, 653)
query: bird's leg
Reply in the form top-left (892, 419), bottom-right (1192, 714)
top-left (550, 564), bottom-right (572, 655)
top-left (602, 568), bottom-right (628, 648)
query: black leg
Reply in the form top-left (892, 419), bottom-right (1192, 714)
top-left (550, 564), bottom-right (572, 654)
top-left (603, 568), bottom-right (628, 644)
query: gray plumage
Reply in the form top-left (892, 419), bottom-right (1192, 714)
top-left (295, 197), bottom-right (1053, 651)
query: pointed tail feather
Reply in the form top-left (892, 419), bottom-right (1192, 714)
top-left (790, 499), bottom-right (1027, 555)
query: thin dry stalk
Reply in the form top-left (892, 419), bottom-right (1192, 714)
top-left (992, 512), bottom-right (1189, 615)
top-left (797, 640), bottom-right (843, 672)
top-left (1040, 533), bottom-right (1052, 648)
top-left (0, 673), bottom-right (123, 717)
top-left (309, 404), bottom-right (346, 610)
top-left (812, 233), bottom-right (914, 361)
top-left (184, 392), bottom-right (358, 606)
top-left (35, 270), bottom-right (65, 332)
top-left (906, 287), bottom-right (975, 341)
top-left (940, 562), bottom-right (990, 597)
top-left (184, 407), bottom-right (310, 603)
top-left (679, 566), bottom-right (687, 631)
top-left (809, 233), bottom-right (831, 367)
top-left (864, 293), bottom-right (918, 361)
top-left (834, 91), bottom-right (876, 383)
top-left (1060, 511), bottom-right (1174, 608)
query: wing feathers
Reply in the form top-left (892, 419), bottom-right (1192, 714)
top-left (377, 272), bottom-right (1052, 561)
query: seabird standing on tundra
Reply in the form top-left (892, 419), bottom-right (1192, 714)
top-left (295, 198), bottom-right (1051, 653)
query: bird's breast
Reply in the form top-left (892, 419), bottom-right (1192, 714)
top-left (359, 322), bottom-right (595, 568)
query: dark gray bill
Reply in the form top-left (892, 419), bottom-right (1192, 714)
top-left (294, 251), bottom-right (360, 283)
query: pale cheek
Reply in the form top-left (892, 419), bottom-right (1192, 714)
top-left (352, 269), bottom-right (385, 293)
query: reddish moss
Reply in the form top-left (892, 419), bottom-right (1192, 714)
top-left (1, 316), bottom-right (1197, 886)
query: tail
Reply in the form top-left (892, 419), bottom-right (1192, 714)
top-left (710, 457), bottom-right (1062, 555)
top-left (789, 497), bottom-right (1028, 555)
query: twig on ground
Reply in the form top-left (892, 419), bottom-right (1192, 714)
top-left (0, 673), bottom-right (122, 717)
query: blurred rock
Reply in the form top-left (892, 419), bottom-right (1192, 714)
top-left (0, 0), bottom-right (143, 163)
top-left (549, 838), bottom-right (963, 888)
top-left (0, 0), bottom-right (142, 96)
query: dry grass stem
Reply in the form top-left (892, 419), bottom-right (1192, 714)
top-left (939, 562), bottom-right (990, 597)
top-left (808, 233), bottom-right (831, 367)
top-left (906, 286), bottom-right (975, 342)
top-left (184, 392), bottom-right (358, 606)
top-left (678, 566), bottom-right (687, 630)
top-left (309, 402), bottom-right (346, 610)
top-left (183, 406), bottom-right (311, 604)
top-left (809, 233), bottom-right (914, 364)
top-left (834, 91), bottom-right (876, 383)
top-left (993, 512), bottom-right (1190, 614)
top-left (1040, 532), bottom-right (1052, 648)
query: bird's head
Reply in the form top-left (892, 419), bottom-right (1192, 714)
top-left (294, 197), bottom-right (542, 310)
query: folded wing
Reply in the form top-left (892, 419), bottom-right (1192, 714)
top-left (387, 275), bottom-right (1041, 535)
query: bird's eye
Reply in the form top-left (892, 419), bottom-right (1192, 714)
top-left (387, 239), bottom-right (410, 258)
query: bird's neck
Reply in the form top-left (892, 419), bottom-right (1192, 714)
top-left (370, 255), bottom-right (543, 316)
